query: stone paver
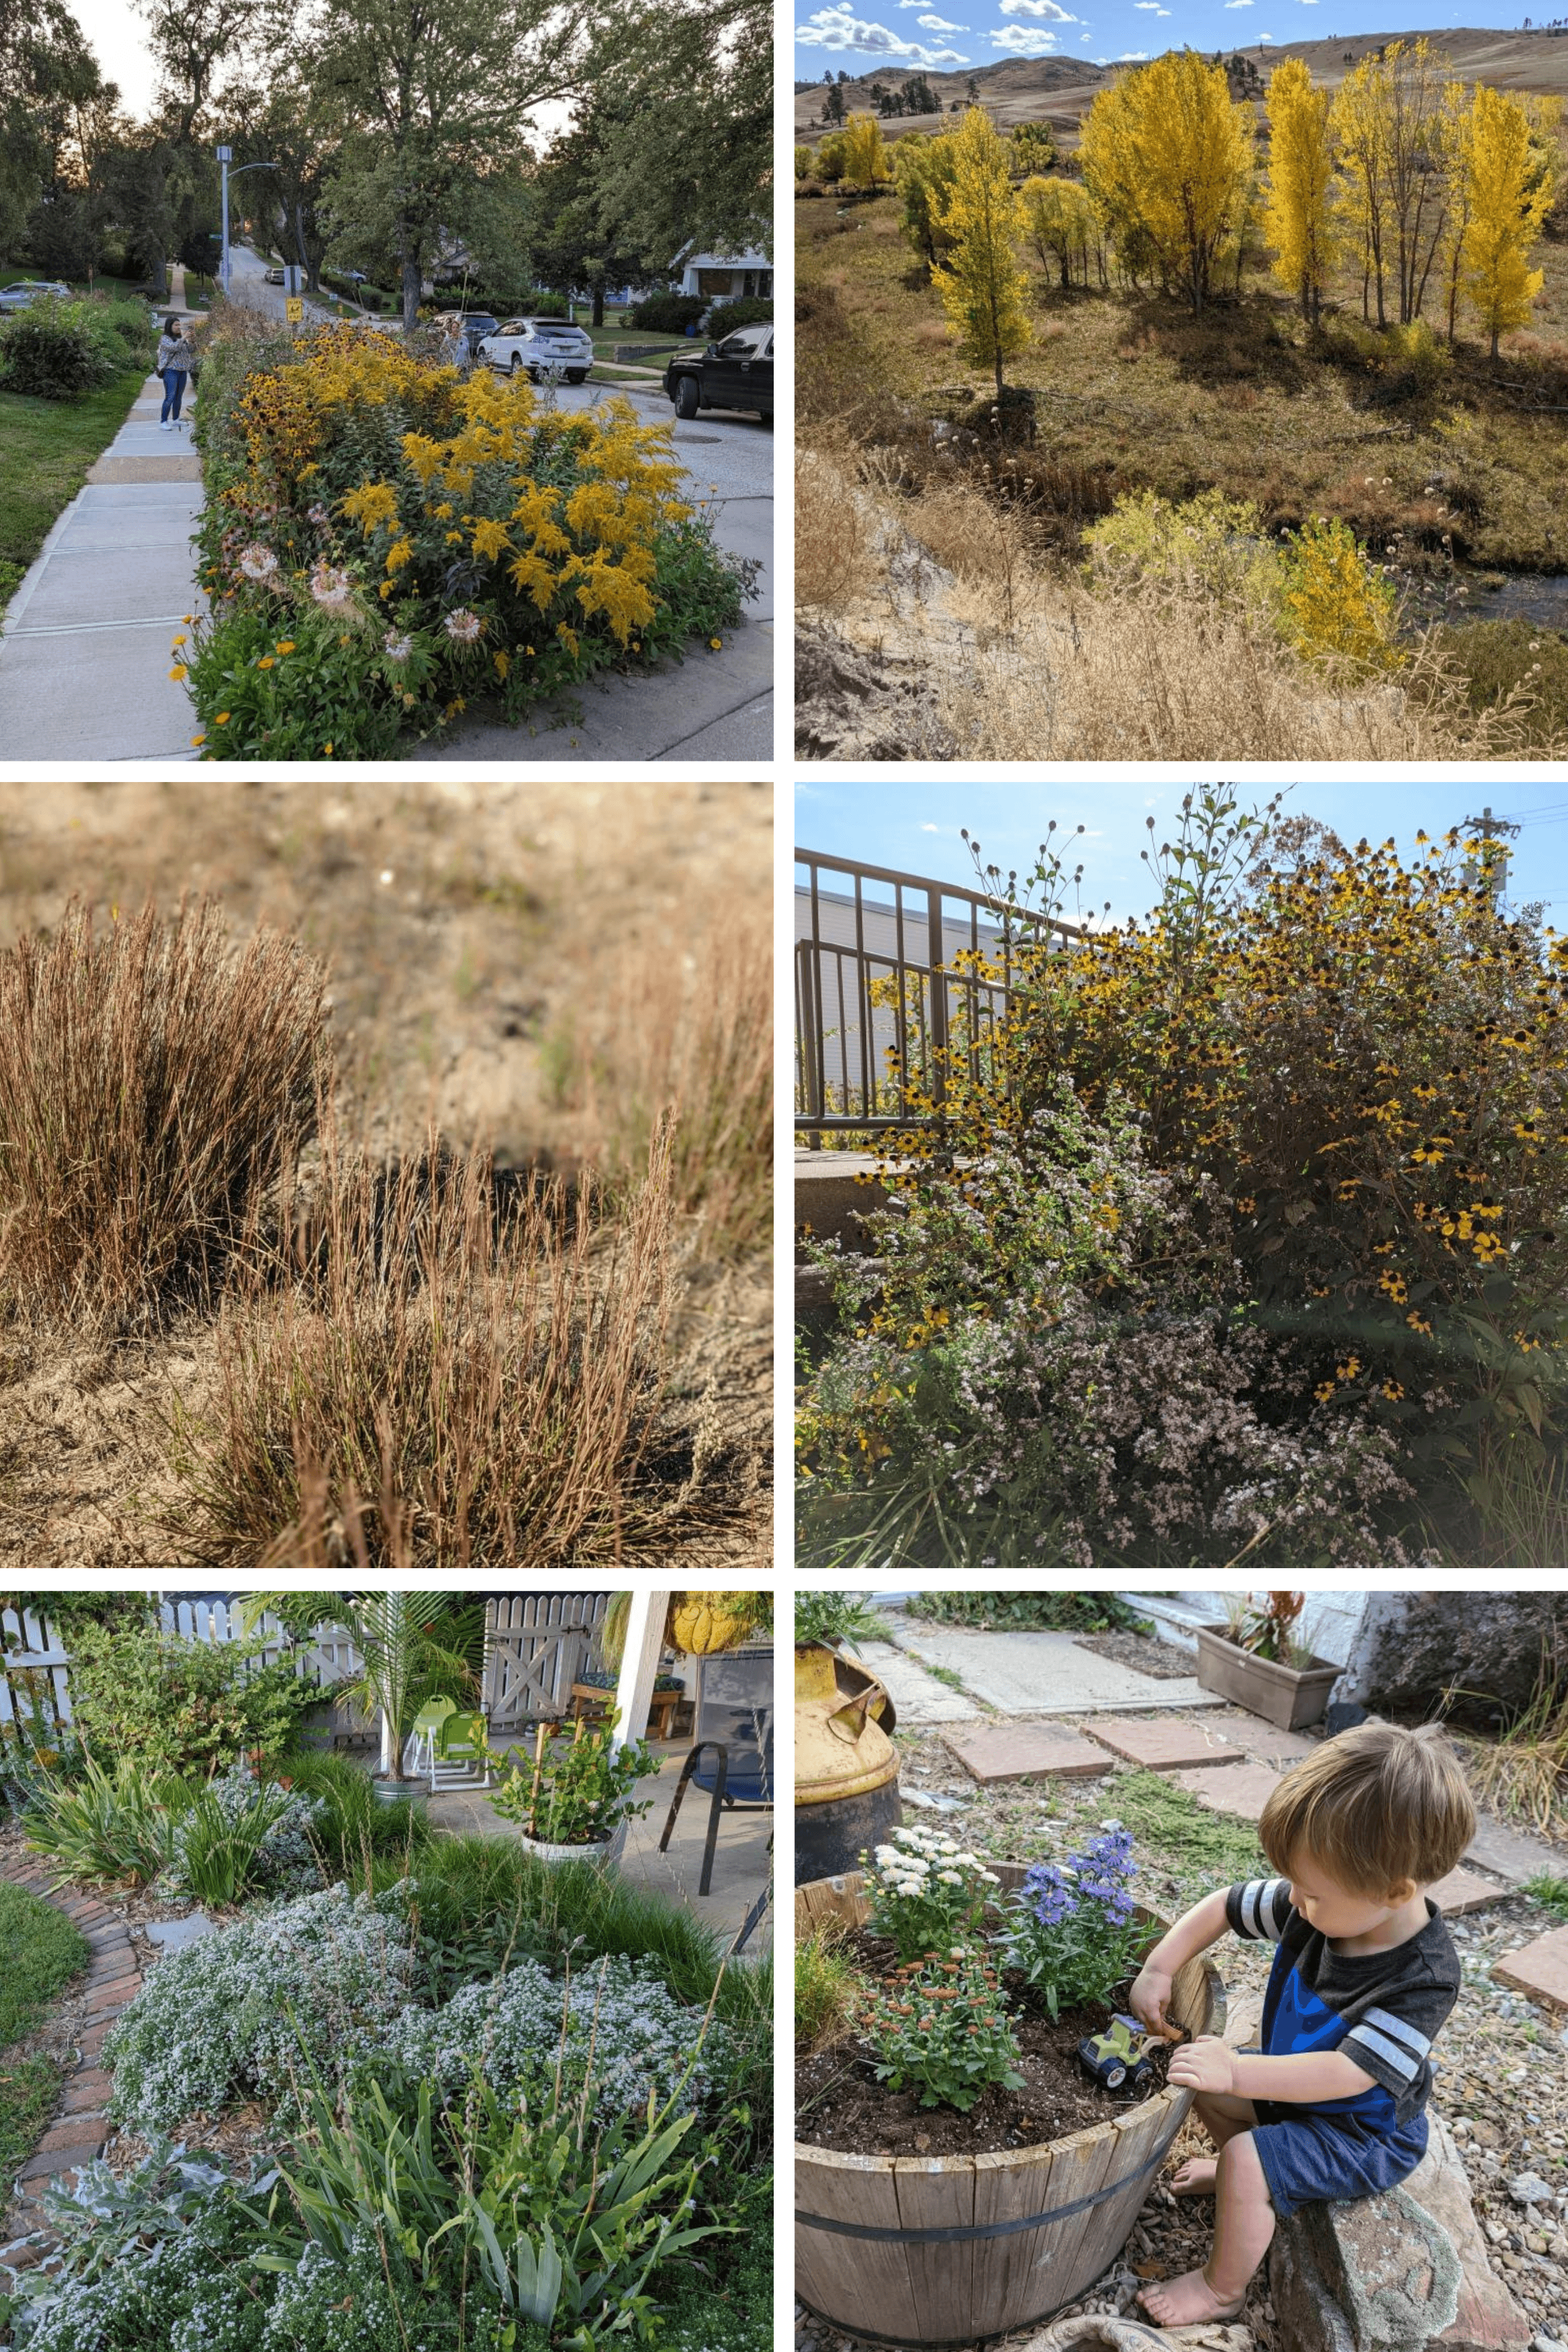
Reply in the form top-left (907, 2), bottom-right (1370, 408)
top-left (1199, 1708), bottom-right (1322, 1765)
top-left (943, 1723), bottom-right (1113, 1785)
top-left (852, 1639), bottom-right (978, 1725)
top-left (1085, 1716), bottom-right (1248, 1772)
top-left (145, 1912), bottom-right (215, 1953)
top-left (891, 1624), bottom-right (1223, 1715)
top-left (1429, 1866), bottom-right (1513, 1919)
top-left (1462, 1813), bottom-right (1568, 1887)
top-left (1169, 1759), bottom-right (1283, 1819)
top-left (1493, 1922), bottom-right (1568, 2012)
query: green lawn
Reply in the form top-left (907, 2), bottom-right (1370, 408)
top-left (0, 1881), bottom-right (89, 2187)
top-left (0, 369), bottom-right (145, 617)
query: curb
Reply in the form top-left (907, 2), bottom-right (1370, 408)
top-left (0, 1852), bottom-right (144, 2282)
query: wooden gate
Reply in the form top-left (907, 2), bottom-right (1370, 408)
top-left (483, 1593), bottom-right (610, 1730)
top-left (0, 1607), bottom-right (72, 1734)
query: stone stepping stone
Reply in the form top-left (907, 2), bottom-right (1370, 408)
top-left (1494, 1921), bottom-right (1568, 2013)
top-left (1463, 1813), bottom-right (1568, 1887)
top-left (1169, 1759), bottom-right (1282, 1819)
top-left (1429, 1865), bottom-right (1510, 1918)
top-left (145, 1912), bottom-right (215, 1953)
top-left (1085, 1717), bottom-right (1247, 1772)
top-left (944, 1723), bottom-right (1114, 1785)
top-left (1197, 1708), bottom-right (1321, 1765)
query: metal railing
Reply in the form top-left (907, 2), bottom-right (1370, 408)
top-left (794, 848), bottom-right (1078, 1142)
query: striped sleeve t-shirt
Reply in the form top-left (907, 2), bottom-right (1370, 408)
top-left (1224, 1878), bottom-right (1461, 2129)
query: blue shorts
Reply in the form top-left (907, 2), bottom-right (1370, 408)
top-left (1249, 2103), bottom-right (1429, 2221)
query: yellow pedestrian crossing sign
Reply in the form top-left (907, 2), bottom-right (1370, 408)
top-left (285, 296), bottom-right (303, 323)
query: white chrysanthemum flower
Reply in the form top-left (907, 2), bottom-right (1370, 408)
top-left (239, 543), bottom-right (279, 580)
top-left (979, 1870), bottom-right (1001, 1884)
top-left (936, 1869), bottom-right (962, 1886)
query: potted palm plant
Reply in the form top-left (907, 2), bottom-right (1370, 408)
top-left (486, 1712), bottom-right (656, 1865)
top-left (1195, 1591), bottom-right (1340, 1730)
top-left (246, 1591), bottom-right (481, 1794)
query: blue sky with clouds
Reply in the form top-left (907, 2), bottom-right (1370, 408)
top-left (794, 781), bottom-right (1568, 923)
top-left (795, 1), bottom-right (1540, 78)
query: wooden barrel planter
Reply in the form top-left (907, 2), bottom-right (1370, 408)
top-left (795, 1866), bottom-right (1226, 2347)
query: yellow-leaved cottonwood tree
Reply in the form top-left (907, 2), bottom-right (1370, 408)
top-left (1078, 51), bottom-right (1254, 315)
top-left (842, 110), bottom-right (891, 190)
top-left (934, 106), bottom-right (1032, 400)
top-left (1459, 83), bottom-right (1556, 358)
top-left (1021, 172), bottom-right (1102, 289)
top-left (1264, 58), bottom-right (1337, 322)
top-left (1330, 41), bottom-right (1455, 326)
top-left (895, 129), bottom-right (959, 270)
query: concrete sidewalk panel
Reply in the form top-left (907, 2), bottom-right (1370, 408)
top-left (14, 544), bottom-right (202, 629)
top-left (434, 624), bottom-right (773, 763)
top-left (0, 626), bottom-right (197, 759)
top-left (894, 1625), bottom-right (1222, 1716)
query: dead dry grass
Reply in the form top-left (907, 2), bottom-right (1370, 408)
top-left (796, 449), bottom-right (883, 616)
top-left (0, 783), bottom-right (771, 1569)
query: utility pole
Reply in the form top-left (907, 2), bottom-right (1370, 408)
top-left (1461, 804), bottom-right (1520, 908)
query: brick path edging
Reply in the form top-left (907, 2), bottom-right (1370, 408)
top-left (0, 1850), bottom-right (144, 2283)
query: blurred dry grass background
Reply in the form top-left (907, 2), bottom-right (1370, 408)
top-left (0, 780), bottom-right (771, 1568)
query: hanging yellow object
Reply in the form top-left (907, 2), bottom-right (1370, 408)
top-left (670, 1593), bottom-right (766, 1656)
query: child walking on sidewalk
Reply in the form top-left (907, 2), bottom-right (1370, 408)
top-left (1128, 1720), bottom-right (1473, 2327)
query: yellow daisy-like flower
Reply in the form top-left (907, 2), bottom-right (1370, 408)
top-left (190, 733), bottom-right (205, 746)
top-left (169, 663), bottom-right (188, 681)
top-left (215, 711), bottom-right (231, 724)
top-left (256, 656), bottom-right (275, 670)
top-left (171, 634), bottom-right (187, 648)
top-left (276, 640), bottom-right (297, 655)
top-left (1381, 1380), bottom-right (1405, 1402)
top-left (709, 636), bottom-right (723, 650)
top-left (323, 741), bottom-right (333, 755)
top-left (1313, 1381), bottom-right (1336, 1404)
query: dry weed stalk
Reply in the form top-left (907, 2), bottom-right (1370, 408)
top-left (170, 1118), bottom-right (678, 1566)
top-left (552, 908), bottom-right (771, 1257)
top-left (0, 896), bottom-right (327, 1324)
top-left (797, 448), bottom-right (884, 614)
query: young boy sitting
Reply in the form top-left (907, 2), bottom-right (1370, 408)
top-left (1128, 1719), bottom-right (1473, 2328)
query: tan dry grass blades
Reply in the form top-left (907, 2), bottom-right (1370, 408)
top-left (0, 897), bottom-right (328, 1324)
top-left (170, 1121), bottom-right (678, 1568)
top-left (549, 908), bottom-right (771, 1257)
top-left (797, 449), bottom-right (883, 615)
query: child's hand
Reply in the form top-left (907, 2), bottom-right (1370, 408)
top-left (1168, 2036), bottom-right (1238, 2096)
top-left (1129, 1962), bottom-right (1174, 2036)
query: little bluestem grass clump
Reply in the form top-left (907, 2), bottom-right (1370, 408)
top-left (861, 1823), bottom-right (1002, 1965)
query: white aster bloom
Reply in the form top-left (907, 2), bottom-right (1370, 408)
top-left (239, 543), bottom-right (279, 580)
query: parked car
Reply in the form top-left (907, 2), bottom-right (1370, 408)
top-left (262, 266), bottom-right (286, 286)
top-left (478, 317), bottom-right (594, 382)
top-left (0, 279), bottom-right (72, 312)
top-left (663, 322), bottom-right (773, 421)
top-left (430, 310), bottom-right (500, 360)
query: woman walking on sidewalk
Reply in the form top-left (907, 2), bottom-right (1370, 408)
top-left (156, 317), bottom-right (195, 429)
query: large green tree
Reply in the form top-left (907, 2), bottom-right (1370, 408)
top-left (0, 0), bottom-right (99, 255)
top-left (585, 0), bottom-right (770, 272)
top-left (529, 114), bottom-right (646, 322)
top-left (314, 0), bottom-right (585, 328)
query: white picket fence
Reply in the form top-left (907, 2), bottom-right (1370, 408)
top-left (484, 1592), bottom-right (610, 1730)
top-left (1, 1603), bottom-right (363, 1740)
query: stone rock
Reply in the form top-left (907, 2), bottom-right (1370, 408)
top-left (144, 1912), bottom-right (215, 1953)
top-left (1410, 2120), bottom-right (1534, 2350)
top-left (1506, 2174), bottom-right (1554, 2207)
top-left (794, 621), bottom-right (958, 763)
top-left (1331, 1595), bottom-right (1565, 1730)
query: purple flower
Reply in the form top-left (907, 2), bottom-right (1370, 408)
top-left (1022, 1862), bottom-right (1075, 1927)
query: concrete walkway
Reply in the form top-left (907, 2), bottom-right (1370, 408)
top-left (860, 1623), bottom-right (1220, 1723)
top-left (0, 373), bottom-right (202, 760)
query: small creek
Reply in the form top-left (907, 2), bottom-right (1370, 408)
top-left (1447, 573), bottom-right (1568, 633)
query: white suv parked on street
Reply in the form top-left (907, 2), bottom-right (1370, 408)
top-left (478, 317), bottom-right (594, 383)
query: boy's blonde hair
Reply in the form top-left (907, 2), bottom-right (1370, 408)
top-left (1258, 1720), bottom-right (1476, 1897)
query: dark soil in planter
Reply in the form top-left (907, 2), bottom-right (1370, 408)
top-left (797, 1928), bottom-right (1172, 2160)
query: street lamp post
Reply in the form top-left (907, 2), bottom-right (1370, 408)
top-left (217, 147), bottom-right (278, 299)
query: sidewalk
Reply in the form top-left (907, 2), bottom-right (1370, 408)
top-left (0, 373), bottom-right (202, 761)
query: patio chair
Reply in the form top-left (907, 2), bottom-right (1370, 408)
top-left (657, 1648), bottom-right (774, 1899)
top-left (431, 1708), bottom-right (492, 1792)
top-left (403, 1696), bottom-right (457, 1783)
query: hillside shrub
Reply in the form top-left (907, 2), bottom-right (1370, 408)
top-left (626, 292), bottom-right (708, 334)
top-left (183, 320), bottom-right (748, 757)
top-left (1279, 513), bottom-right (1401, 670)
top-left (66, 1621), bottom-right (317, 1772)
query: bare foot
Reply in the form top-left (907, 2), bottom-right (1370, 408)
top-left (1137, 2269), bottom-right (1245, 2327)
top-left (1168, 2157), bottom-right (1218, 2197)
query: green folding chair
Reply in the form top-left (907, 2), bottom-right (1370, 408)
top-left (404, 1696), bottom-right (457, 1788)
top-left (433, 1708), bottom-right (491, 1791)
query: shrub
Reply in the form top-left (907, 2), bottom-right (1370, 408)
top-left (66, 1622), bottom-right (317, 1772)
top-left (0, 296), bottom-right (112, 397)
top-left (703, 299), bottom-right (773, 338)
top-left (102, 1883), bottom-right (419, 2128)
top-left (486, 1718), bottom-right (656, 1847)
top-left (1279, 513), bottom-right (1401, 671)
top-left (372, 1952), bottom-right (729, 2119)
top-left (1084, 486), bottom-right (1278, 613)
top-left (169, 1764), bottom-right (326, 1903)
top-left (625, 292), bottom-right (709, 334)
top-left (185, 321), bottom-right (750, 758)
top-left (0, 897), bottom-right (329, 1325)
top-left (170, 1124), bottom-right (679, 1566)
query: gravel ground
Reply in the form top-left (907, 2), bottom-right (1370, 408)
top-left (798, 1724), bottom-right (1568, 2352)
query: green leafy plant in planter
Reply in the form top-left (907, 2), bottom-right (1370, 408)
top-left (858, 1949), bottom-right (1024, 2112)
top-left (994, 1824), bottom-right (1148, 2022)
top-left (861, 1823), bottom-right (1001, 1965)
top-left (1222, 1588), bottom-right (1312, 1665)
top-left (487, 1713), bottom-right (656, 1850)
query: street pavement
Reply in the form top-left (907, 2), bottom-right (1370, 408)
top-left (0, 318), bottom-right (773, 766)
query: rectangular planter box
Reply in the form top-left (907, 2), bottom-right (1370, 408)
top-left (1195, 1624), bottom-right (1340, 1730)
